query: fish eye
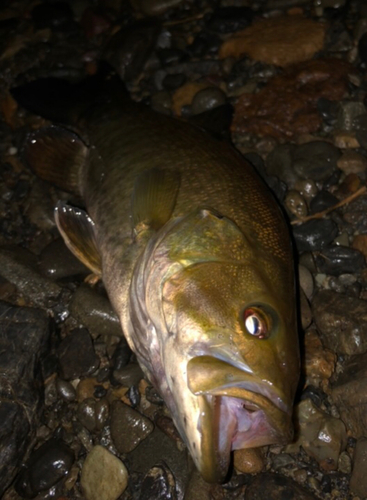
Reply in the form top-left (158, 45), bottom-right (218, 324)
top-left (241, 306), bottom-right (271, 339)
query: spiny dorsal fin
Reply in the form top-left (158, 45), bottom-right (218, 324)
top-left (24, 126), bottom-right (87, 196)
top-left (131, 168), bottom-right (180, 235)
top-left (55, 201), bottom-right (102, 276)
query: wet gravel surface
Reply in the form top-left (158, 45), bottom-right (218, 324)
top-left (0, 0), bottom-right (367, 499)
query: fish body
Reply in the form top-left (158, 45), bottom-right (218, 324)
top-left (14, 79), bottom-right (299, 482)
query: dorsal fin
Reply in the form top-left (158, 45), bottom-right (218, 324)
top-left (54, 202), bottom-right (102, 276)
top-left (24, 126), bottom-right (87, 196)
top-left (131, 168), bottom-right (180, 236)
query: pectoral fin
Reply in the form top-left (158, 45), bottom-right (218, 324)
top-left (24, 126), bottom-right (87, 196)
top-left (55, 201), bottom-right (102, 276)
top-left (131, 168), bottom-right (180, 234)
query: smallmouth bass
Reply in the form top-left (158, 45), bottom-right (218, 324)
top-left (12, 75), bottom-right (299, 483)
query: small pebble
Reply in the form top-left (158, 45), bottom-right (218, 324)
top-left (80, 445), bottom-right (128, 500)
top-left (191, 87), bottom-right (227, 116)
top-left (113, 363), bottom-right (144, 387)
top-left (56, 379), bottom-right (76, 402)
top-left (337, 150), bottom-right (367, 174)
top-left (299, 265), bottom-right (314, 299)
top-left (338, 451), bottom-right (352, 474)
top-left (293, 219), bottom-right (339, 251)
top-left (233, 447), bottom-right (264, 474)
top-left (58, 328), bottom-right (99, 380)
top-left (285, 190), bottom-right (308, 218)
top-left (77, 398), bottom-right (97, 432)
top-left (315, 245), bottom-right (365, 275)
top-left (350, 438), bottom-right (367, 498)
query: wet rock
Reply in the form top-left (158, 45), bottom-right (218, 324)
top-left (139, 463), bottom-right (176, 500)
top-left (110, 400), bottom-right (154, 453)
top-left (309, 190), bottom-right (338, 214)
top-left (292, 219), bottom-right (339, 252)
top-left (232, 59), bottom-right (354, 139)
top-left (303, 329), bottom-right (336, 387)
top-left (333, 130), bottom-right (360, 149)
top-left (112, 363), bottom-right (145, 387)
top-left (77, 377), bottom-right (104, 402)
top-left (299, 264), bottom-right (314, 299)
top-left (293, 141), bottom-right (341, 181)
top-left (285, 190), bottom-right (308, 218)
top-left (39, 238), bottom-right (89, 279)
top-left (172, 82), bottom-right (212, 116)
top-left (337, 101), bottom-right (366, 130)
top-left (338, 451), bottom-right (352, 474)
top-left (80, 445), bottom-right (128, 500)
top-left (0, 246), bottom-right (62, 307)
top-left (95, 399), bottom-right (109, 430)
top-left (337, 150), bottom-right (367, 174)
top-left (331, 352), bottom-right (367, 437)
top-left (219, 16), bottom-right (325, 67)
top-left (233, 448), bottom-right (264, 474)
top-left (58, 328), bottom-right (99, 380)
top-left (315, 245), bottom-right (365, 275)
top-left (0, 303), bottom-right (50, 496)
top-left (350, 438), bottom-right (367, 498)
top-left (286, 399), bottom-right (347, 470)
top-left (191, 87), bottom-right (227, 116)
top-left (244, 472), bottom-right (318, 500)
top-left (77, 398), bottom-right (98, 432)
top-left (56, 379), bottom-right (76, 402)
top-left (312, 290), bottom-right (367, 355)
top-left (317, 97), bottom-right (340, 125)
top-left (207, 6), bottom-right (253, 34)
top-left (129, 427), bottom-right (187, 499)
top-left (15, 439), bottom-right (74, 498)
top-left (112, 339), bottom-right (132, 370)
top-left (69, 284), bottom-right (121, 338)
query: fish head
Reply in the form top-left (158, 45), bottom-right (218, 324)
top-left (145, 208), bottom-right (299, 483)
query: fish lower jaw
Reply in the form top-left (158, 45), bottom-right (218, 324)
top-left (197, 393), bottom-right (292, 483)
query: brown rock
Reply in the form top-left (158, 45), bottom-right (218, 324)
top-left (333, 131), bottom-right (360, 149)
top-left (303, 328), bottom-right (336, 387)
top-left (352, 234), bottom-right (367, 260)
top-left (350, 438), bottom-right (367, 499)
top-left (232, 59), bottom-right (353, 139)
top-left (331, 352), bottom-right (367, 438)
top-left (337, 150), bottom-right (367, 175)
top-left (234, 448), bottom-right (265, 474)
top-left (77, 378), bottom-right (99, 402)
top-left (219, 16), bottom-right (326, 67)
top-left (172, 82), bottom-right (213, 116)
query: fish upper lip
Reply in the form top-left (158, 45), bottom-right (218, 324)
top-left (187, 342), bottom-right (290, 414)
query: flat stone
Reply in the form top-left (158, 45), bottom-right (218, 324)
top-left (0, 302), bottom-right (50, 496)
top-left (110, 400), bottom-right (154, 454)
top-left (293, 141), bottom-right (340, 181)
top-left (331, 352), bottom-right (367, 438)
top-left (312, 290), bottom-right (367, 355)
top-left (80, 445), bottom-right (128, 500)
top-left (219, 16), bottom-right (325, 67)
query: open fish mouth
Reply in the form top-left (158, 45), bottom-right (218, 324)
top-left (187, 355), bottom-right (293, 483)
